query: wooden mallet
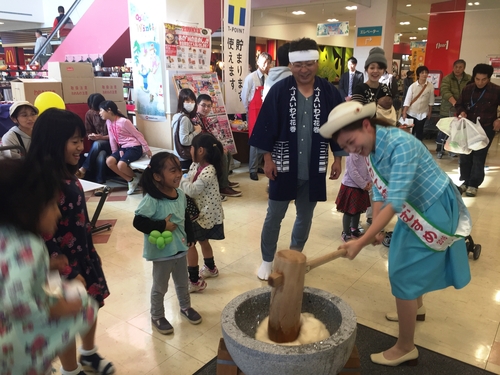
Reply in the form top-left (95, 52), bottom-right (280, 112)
top-left (266, 248), bottom-right (347, 343)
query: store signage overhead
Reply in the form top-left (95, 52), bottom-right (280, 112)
top-left (316, 22), bottom-right (349, 37)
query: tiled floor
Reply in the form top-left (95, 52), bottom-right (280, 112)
top-left (56, 137), bottom-right (500, 374)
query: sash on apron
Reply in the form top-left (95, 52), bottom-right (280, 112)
top-left (365, 155), bottom-right (471, 251)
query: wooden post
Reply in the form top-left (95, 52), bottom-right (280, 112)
top-left (267, 250), bottom-right (307, 343)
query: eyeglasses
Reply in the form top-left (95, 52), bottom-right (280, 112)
top-left (199, 104), bottom-right (212, 108)
top-left (291, 61), bottom-right (317, 69)
top-left (18, 113), bottom-right (38, 118)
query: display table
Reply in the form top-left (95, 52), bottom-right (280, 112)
top-left (231, 129), bottom-right (249, 164)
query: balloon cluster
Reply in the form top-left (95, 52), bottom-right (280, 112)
top-left (148, 230), bottom-right (173, 249)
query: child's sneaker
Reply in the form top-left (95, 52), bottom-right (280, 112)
top-left (341, 231), bottom-right (352, 242)
top-left (200, 264), bottom-right (219, 279)
top-left (79, 346), bottom-right (115, 375)
top-left (151, 317), bottom-right (174, 335)
top-left (127, 175), bottom-right (140, 195)
top-left (180, 307), bottom-right (202, 324)
top-left (350, 228), bottom-right (363, 238)
top-left (188, 279), bottom-right (207, 293)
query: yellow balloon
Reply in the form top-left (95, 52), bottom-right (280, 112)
top-left (34, 92), bottom-right (66, 114)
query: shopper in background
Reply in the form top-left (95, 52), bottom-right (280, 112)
top-left (455, 63), bottom-right (500, 197)
top-left (262, 43), bottom-right (292, 100)
top-left (402, 65), bottom-right (435, 141)
top-left (76, 94), bottom-right (111, 189)
top-left (241, 52), bottom-right (272, 181)
top-left (172, 88), bottom-right (202, 171)
top-left (192, 94), bottom-right (241, 198)
top-left (52, 6), bottom-right (74, 41)
top-left (338, 57), bottom-right (364, 102)
top-left (100, 100), bottom-right (152, 195)
top-left (436, 59), bottom-right (471, 159)
top-left (34, 29), bottom-right (52, 66)
top-left (402, 70), bottom-right (414, 103)
top-left (249, 37), bottom-right (344, 281)
top-left (2, 101), bottom-right (39, 158)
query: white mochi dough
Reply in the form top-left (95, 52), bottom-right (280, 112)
top-left (255, 313), bottom-right (330, 346)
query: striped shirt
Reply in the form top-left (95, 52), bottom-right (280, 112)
top-left (371, 126), bottom-right (448, 212)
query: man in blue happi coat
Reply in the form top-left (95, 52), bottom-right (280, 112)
top-left (249, 37), bottom-right (345, 280)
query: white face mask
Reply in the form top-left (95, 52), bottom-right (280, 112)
top-left (184, 102), bottom-right (195, 112)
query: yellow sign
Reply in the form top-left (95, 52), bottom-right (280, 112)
top-left (410, 48), bottom-right (426, 72)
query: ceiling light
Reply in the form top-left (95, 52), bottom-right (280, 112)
top-left (345, 6), bottom-right (357, 10)
top-left (399, 21), bottom-right (410, 25)
top-left (398, 33), bottom-right (403, 36)
top-left (409, 37), bottom-right (417, 40)
top-left (406, 4), bottom-right (412, 6)
top-left (422, 39), bottom-right (427, 42)
top-left (474, 1), bottom-right (480, 4)
top-left (327, 18), bottom-right (339, 22)
top-left (292, 10), bottom-right (306, 15)
top-left (0, 22), bottom-right (4, 24)
top-left (418, 27), bottom-right (427, 30)
top-left (468, 2), bottom-right (473, 4)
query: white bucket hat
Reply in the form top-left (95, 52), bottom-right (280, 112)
top-left (9, 101), bottom-right (39, 117)
top-left (320, 101), bottom-right (376, 139)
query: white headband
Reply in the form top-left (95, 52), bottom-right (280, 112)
top-left (288, 50), bottom-right (320, 63)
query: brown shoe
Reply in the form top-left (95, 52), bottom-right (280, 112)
top-left (220, 187), bottom-right (242, 197)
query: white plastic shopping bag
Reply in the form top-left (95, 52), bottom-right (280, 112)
top-left (444, 117), bottom-right (471, 154)
top-left (465, 117), bottom-right (489, 151)
top-left (436, 117), bottom-right (455, 136)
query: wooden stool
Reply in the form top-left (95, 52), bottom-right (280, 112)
top-left (216, 338), bottom-right (360, 375)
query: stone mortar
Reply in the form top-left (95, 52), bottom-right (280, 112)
top-left (221, 286), bottom-right (357, 375)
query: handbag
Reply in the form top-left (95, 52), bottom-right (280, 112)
top-left (173, 114), bottom-right (191, 159)
top-left (186, 195), bottom-right (199, 222)
top-left (374, 84), bottom-right (397, 126)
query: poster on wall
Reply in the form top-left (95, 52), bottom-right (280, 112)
top-left (223, 0), bottom-right (250, 114)
top-left (488, 56), bottom-right (500, 78)
top-left (172, 73), bottom-right (237, 154)
top-left (356, 26), bottom-right (382, 47)
top-left (316, 22), bottom-right (349, 37)
top-left (317, 45), bottom-right (351, 83)
top-left (164, 23), bottom-right (211, 71)
top-left (128, 0), bottom-right (165, 121)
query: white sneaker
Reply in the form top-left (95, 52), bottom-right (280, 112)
top-left (200, 264), bottom-right (219, 278)
top-left (188, 279), bottom-right (207, 293)
top-left (127, 173), bottom-right (140, 195)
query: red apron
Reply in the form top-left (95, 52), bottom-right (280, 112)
top-left (247, 85), bottom-right (263, 136)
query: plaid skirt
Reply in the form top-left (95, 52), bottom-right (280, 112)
top-left (335, 184), bottom-right (371, 215)
top-left (192, 222), bottom-right (225, 241)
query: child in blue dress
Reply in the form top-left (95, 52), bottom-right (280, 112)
top-left (27, 109), bottom-right (113, 375)
top-left (0, 158), bottom-right (97, 375)
top-left (320, 101), bottom-right (471, 367)
top-left (133, 152), bottom-right (202, 335)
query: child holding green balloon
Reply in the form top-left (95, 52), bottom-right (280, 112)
top-left (133, 152), bottom-right (202, 335)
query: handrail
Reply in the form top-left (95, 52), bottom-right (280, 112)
top-left (32, 0), bottom-right (82, 68)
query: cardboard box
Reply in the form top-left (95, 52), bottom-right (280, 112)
top-left (94, 77), bottom-right (124, 102)
top-left (115, 101), bottom-right (127, 117)
top-left (10, 78), bottom-right (63, 104)
top-left (59, 78), bottom-right (95, 104)
top-left (48, 62), bottom-right (94, 80)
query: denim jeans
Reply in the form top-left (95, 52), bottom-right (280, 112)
top-left (82, 140), bottom-right (111, 183)
top-left (459, 125), bottom-right (495, 188)
top-left (261, 179), bottom-right (317, 262)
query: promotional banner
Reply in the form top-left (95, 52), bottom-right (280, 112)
top-left (128, 0), bottom-right (166, 121)
top-left (316, 22), bottom-right (349, 37)
top-left (164, 23), bottom-right (212, 71)
top-left (173, 73), bottom-right (237, 154)
top-left (223, 0), bottom-right (250, 114)
top-left (356, 26), bottom-right (382, 47)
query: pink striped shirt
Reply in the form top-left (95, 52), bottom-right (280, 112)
top-left (106, 117), bottom-right (150, 154)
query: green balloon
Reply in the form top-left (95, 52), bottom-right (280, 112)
top-left (164, 235), bottom-right (173, 244)
top-left (161, 230), bottom-right (172, 238)
top-left (156, 237), bottom-right (165, 248)
top-left (150, 230), bottom-right (161, 238)
top-left (148, 236), bottom-right (157, 244)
